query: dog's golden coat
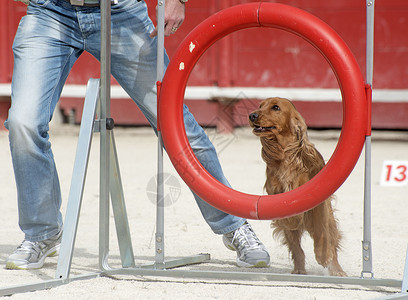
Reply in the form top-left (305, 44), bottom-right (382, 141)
top-left (249, 97), bottom-right (346, 276)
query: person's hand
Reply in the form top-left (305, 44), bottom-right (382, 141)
top-left (150, 0), bottom-right (185, 38)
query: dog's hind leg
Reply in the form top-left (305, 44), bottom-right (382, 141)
top-left (327, 211), bottom-right (347, 277)
top-left (283, 229), bottom-right (307, 275)
top-left (305, 202), bottom-right (333, 267)
top-left (307, 203), bottom-right (347, 276)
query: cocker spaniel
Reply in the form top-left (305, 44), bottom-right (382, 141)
top-left (248, 97), bottom-right (346, 276)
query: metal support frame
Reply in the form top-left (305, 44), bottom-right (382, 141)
top-left (1, 0), bottom-right (408, 297)
top-left (362, 0), bottom-right (374, 278)
top-left (361, 0), bottom-right (375, 279)
top-left (154, 0), bottom-right (166, 270)
top-left (55, 75), bottom-right (138, 279)
top-left (55, 0), bottom-right (209, 279)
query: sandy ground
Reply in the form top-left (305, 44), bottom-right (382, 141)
top-left (0, 122), bottom-right (407, 299)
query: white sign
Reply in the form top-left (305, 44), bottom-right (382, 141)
top-left (381, 161), bottom-right (408, 186)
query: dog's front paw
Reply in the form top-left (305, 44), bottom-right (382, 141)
top-left (291, 269), bottom-right (307, 275)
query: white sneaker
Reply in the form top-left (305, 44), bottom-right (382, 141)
top-left (223, 222), bottom-right (270, 268)
top-left (6, 231), bottom-right (62, 270)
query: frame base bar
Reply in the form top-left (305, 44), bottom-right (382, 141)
top-left (0, 254), bottom-right (209, 297)
top-left (140, 253), bottom-right (211, 270)
top-left (0, 273), bottom-right (100, 297)
top-left (0, 264), bottom-right (402, 297)
top-left (102, 268), bottom-right (402, 289)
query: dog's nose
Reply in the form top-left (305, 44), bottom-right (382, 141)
top-left (249, 113), bottom-right (259, 122)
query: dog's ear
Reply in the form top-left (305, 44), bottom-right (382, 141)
top-left (289, 111), bottom-right (307, 141)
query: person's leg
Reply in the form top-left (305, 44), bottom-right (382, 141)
top-left (5, 0), bottom-right (84, 269)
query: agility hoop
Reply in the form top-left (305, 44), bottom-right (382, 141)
top-left (158, 2), bottom-right (368, 220)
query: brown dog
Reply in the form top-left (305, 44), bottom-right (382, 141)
top-left (248, 97), bottom-right (346, 276)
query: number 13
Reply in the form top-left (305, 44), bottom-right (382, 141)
top-left (384, 163), bottom-right (408, 184)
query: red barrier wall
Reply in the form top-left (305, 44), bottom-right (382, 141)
top-left (1, 0), bottom-right (407, 130)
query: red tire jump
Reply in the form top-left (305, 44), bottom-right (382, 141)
top-left (158, 3), bottom-right (368, 220)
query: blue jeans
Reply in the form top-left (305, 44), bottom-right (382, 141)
top-left (5, 0), bottom-right (246, 241)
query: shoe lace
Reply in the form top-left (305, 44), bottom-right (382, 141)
top-left (231, 224), bottom-right (262, 253)
top-left (17, 240), bottom-right (44, 256)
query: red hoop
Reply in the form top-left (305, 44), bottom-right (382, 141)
top-left (158, 3), bottom-right (367, 220)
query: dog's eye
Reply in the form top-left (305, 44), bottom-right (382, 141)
top-left (271, 105), bottom-right (280, 111)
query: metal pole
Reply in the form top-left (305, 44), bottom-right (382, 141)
top-left (402, 246), bottom-right (408, 293)
top-left (366, 1), bottom-right (375, 87)
top-left (55, 79), bottom-right (100, 279)
top-left (99, 0), bottom-right (112, 271)
top-left (362, 0), bottom-right (374, 278)
top-left (155, 0), bottom-right (166, 269)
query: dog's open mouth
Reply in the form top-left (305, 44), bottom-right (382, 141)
top-left (253, 125), bottom-right (276, 132)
